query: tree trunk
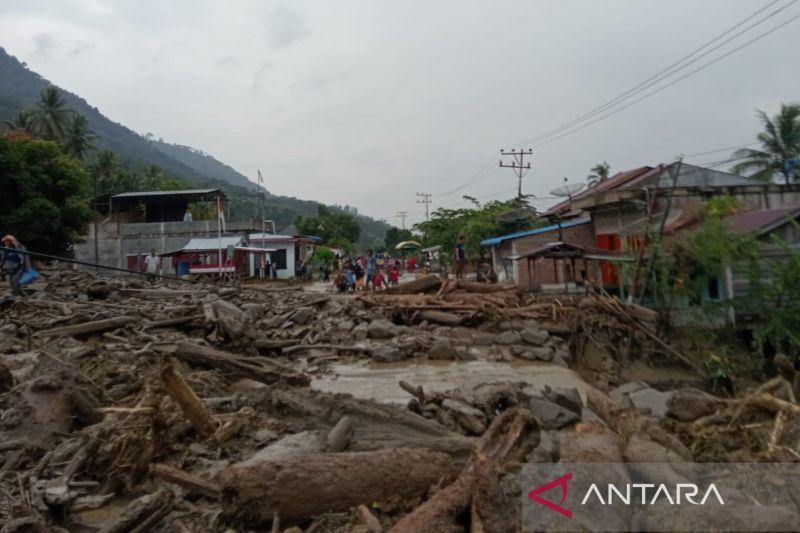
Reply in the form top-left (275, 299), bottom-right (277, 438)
top-left (174, 340), bottom-right (309, 386)
top-left (36, 316), bottom-right (137, 338)
top-left (383, 275), bottom-right (441, 295)
top-left (219, 448), bottom-right (453, 524)
top-left (160, 357), bottom-right (218, 439)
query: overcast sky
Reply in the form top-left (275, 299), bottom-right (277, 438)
top-left (2, 0), bottom-right (799, 225)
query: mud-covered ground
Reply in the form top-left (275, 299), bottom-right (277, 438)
top-left (0, 268), bottom-right (796, 532)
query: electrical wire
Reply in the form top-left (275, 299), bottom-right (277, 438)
top-left (516, 0), bottom-right (797, 147)
top-left (526, 11), bottom-right (800, 150)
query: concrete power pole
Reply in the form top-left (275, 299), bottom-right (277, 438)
top-left (499, 148), bottom-right (533, 198)
top-left (395, 211), bottom-right (408, 229)
top-left (416, 193), bottom-right (432, 221)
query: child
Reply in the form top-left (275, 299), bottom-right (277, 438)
top-left (389, 265), bottom-right (400, 286)
top-left (372, 269), bottom-right (387, 291)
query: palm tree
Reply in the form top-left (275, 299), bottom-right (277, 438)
top-left (732, 104), bottom-right (800, 184)
top-left (587, 162), bottom-right (611, 187)
top-left (90, 150), bottom-right (121, 196)
top-left (4, 109), bottom-right (35, 133)
top-left (31, 86), bottom-right (71, 140)
top-left (141, 164), bottom-right (164, 190)
top-left (61, 114), bottom-right (96, 160)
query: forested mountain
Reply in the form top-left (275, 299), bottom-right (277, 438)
top-left (0, 47), bottom-right (389, 248)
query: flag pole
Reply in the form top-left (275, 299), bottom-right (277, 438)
top-left (259, 170), bottom-right (266, 278)
top-left (217, 194), bottom-right (222, 278)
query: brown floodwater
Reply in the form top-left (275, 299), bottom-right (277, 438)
top-left (311, 358), bottom-right (594, 405)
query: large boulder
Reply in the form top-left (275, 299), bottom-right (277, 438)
top-left (496, 331), bottom-right (522, 345)
top-left (520, 328), bottom-right (549, 347)
top-left (528, 398), bottom-right (579, 429)
top-left (367, 319), bottom-right (399, 339)
top-left (628, 387), bottom-right (670, 419)
top-left (667, 387), bottom-right (720, 421)
top-left (427, 340), bottom-right (459, 360)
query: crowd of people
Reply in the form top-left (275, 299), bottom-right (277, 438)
top-left (332, 249), bottom-right (414, 293)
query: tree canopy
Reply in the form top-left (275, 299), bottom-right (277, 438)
top-left (295, 205), bottom-right (361, 248)
top-left (0, 134), bottom-right (94, 256)
top-left (414, 197), bottom-right (544, 263)
top-left (732, 103), bottom-right (800, 184)
top-left (383, 226), bottom-right (415, 252)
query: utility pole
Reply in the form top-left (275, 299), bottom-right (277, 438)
top-left (499, 148), bottom-right (533, 198)
top-left (395, 211), bottom-right (408, 230)
top-left (416, 193), bottom-right (432, 221)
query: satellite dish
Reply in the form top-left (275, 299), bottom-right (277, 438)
top-left (549, 183), bottom-right (586, 197)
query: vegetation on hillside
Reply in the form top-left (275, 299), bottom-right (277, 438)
top-left (0, 47), bottom-right (389, 248)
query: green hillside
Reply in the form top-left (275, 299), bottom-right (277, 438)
top-left (0, 47), bottom-right (389, 248)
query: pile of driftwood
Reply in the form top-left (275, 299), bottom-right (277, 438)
top-left (1, 268), bottom-right (790, 532)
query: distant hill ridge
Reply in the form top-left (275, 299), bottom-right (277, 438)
top-left (0, 47), bottom-right (389, 247)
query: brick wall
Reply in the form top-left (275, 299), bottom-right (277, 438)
top-left (511, 222), bottom-right (596, 289)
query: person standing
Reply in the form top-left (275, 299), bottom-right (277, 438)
top-left (144, 249), bottom-right (160, 284)
top-left (407, 255), bottom-right (416, 273)
top-left (1, 235), bottom-right (31, 300)
top-left (365, 249), bottom-right (378, 289)
top-left (454, 236), bottom-right (467, 280)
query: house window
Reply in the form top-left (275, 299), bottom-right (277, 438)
top-left (272, 249), bottom-right (287, 270)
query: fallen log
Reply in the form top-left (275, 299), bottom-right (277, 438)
top-left (453, 281), bottom-right (517, 293)
top-left (382, 275), bottom-right (441, 295)
top-left (98, 490), bottom-right (174, 533)
top-left (219, 448), bottom-right (453, 524)
top-left (389, 408), bottom-right (538, 533)
top-left (326, 416), bottom-right (355, 452)
top-left (36, 316), bottom-right (137, 338)
top-left (282, 344), bottom-right (374, 356)
top-left (418, 310), bottom-right (465, 327)
top-left (149, 463), bottom-right (221, 500)
top-left (253, 339), bottom-right (301, 351)
top-left (143, 313), bottom-right (204, 330)
top-left (174, 341), bottom-right (309, 386)
top-left (118, 288), bottom-right (208, 298)
top-left (160, 357), bottom-right (219, 439)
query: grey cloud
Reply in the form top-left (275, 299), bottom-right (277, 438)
top-left (250, 61), bottom-right (274, 95)
top-left (261, 5), bottom-right (309, 49)
top-left (32, 32), bottom-right (56, 58)
top-left (218, 55), bottom-right (238, 68)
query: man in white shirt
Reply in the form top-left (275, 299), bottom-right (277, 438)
top-left (144, 249), bottom-right (160, 283)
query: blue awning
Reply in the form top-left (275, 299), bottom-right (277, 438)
top-left (480, 218), bottom-right (591, 247)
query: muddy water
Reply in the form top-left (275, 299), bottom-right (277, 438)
top-left (311, 359), bottom-right (594, 405)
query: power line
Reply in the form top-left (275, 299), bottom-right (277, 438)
top-left (416, 192), bottom-right (432, 221)
top-left (433, 1), bottom-right (794, 209)
top-left (395, 211), bottom-right (407, 229)
top-left (526, 10), bottom-right (800, 150)
top-left (683, 142), bottom-right (758, 158)
top-left (499, 148), bottom-right (533, 198)
top-left (516, 0), bottom-right (796, 147)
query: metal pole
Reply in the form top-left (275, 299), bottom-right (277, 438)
top-left (92, 174), bottom-right (99, 272)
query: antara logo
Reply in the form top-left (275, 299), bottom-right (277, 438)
top-left (528, 473), bottom-right (725, 518)
top-left (528, 473), bottom-right (573, 518)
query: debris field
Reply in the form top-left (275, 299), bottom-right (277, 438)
top-left (1, 269), bottom-right (799, 532)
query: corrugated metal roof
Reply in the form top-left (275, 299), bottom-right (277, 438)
top-left (480, 217), bottom-right (591, 247)
top-left (726, 206), bottom-right (800, 235)
top-left (182, 236), bottom-right (245, 250)
top-left (111, 189), bottom-right (219, 199)
top-left (546, 167), bottom-right (653, 215)
top-left (248, 233), bottom-right (299, 242)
